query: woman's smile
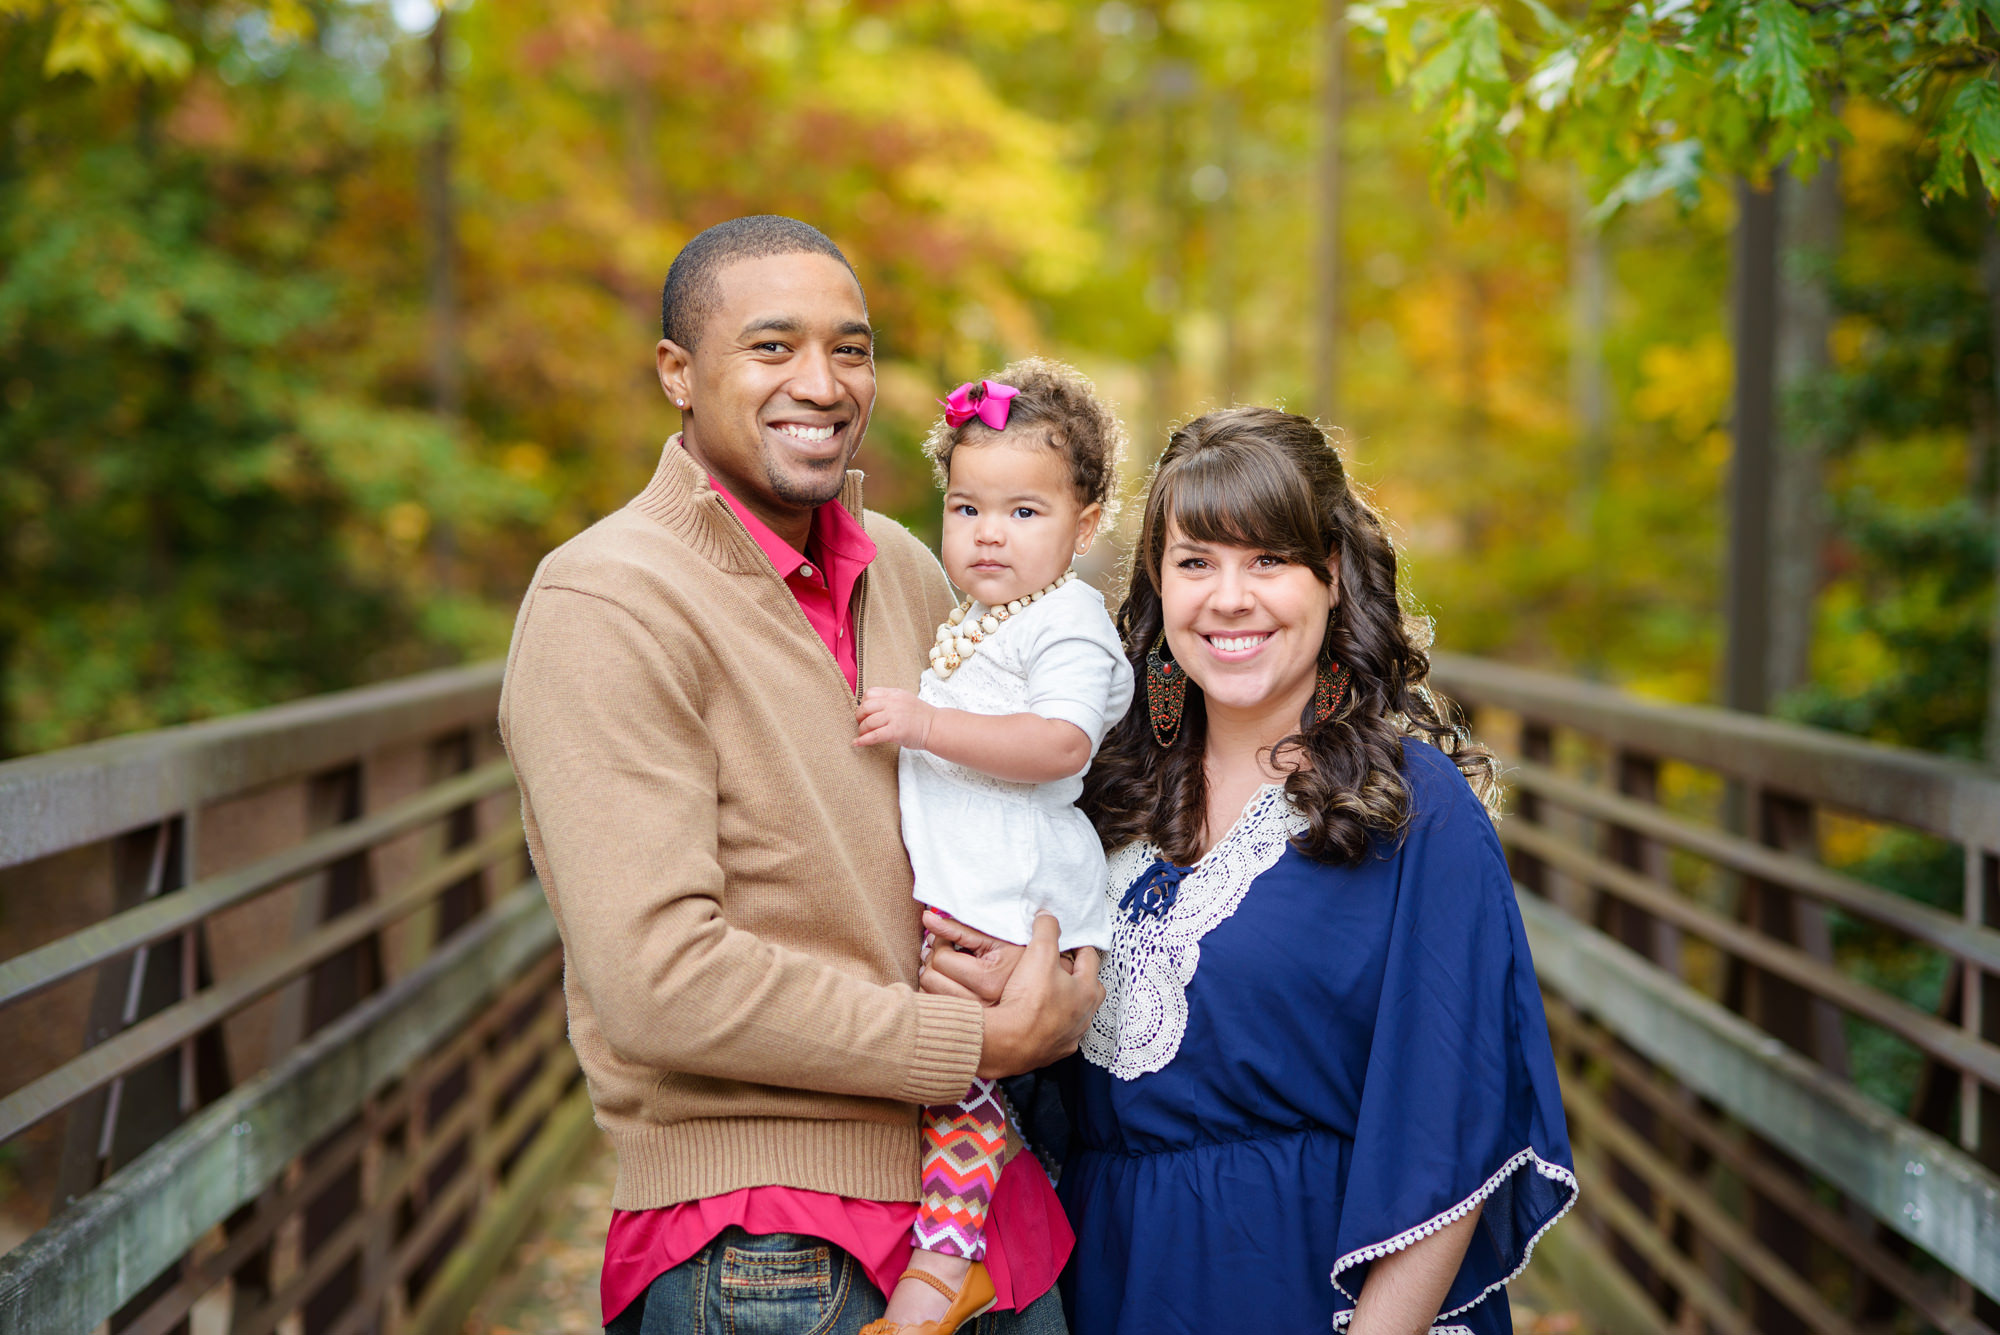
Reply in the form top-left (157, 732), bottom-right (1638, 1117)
top-left (1200, 631), bottom-right (1273, 659)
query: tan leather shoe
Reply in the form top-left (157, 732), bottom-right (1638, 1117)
top-left (857, 1261), bottom-right (997, 1335)
top-left (908, 1260), bottom-right (996, 1335)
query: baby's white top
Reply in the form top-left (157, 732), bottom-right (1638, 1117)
top-left (898, 576), bottom-right (1134, 951)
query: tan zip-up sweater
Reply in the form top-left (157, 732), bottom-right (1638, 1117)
top-left (498, 439), bottom-right (982, 1210)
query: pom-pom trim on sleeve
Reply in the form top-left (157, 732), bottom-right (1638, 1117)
top-left (1329, 1147), bottom-right (1579, 1327)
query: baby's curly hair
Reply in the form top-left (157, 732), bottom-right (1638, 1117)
top-left (923, 357), bottom-right (1125, 517)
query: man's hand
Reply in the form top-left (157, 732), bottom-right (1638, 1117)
top-left (854, 687), bottom-right (935, 751)
top-left (926, 912), bottom-right (1104, 1078)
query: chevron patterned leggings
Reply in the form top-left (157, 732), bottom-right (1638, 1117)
top-left (913, 1077), bottom-right (1008, 1260)
top-left (911, 915), bottom-right (1008, 1260)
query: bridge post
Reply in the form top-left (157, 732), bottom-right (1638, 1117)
top-left (52, 816), bottom-right (230, 1333)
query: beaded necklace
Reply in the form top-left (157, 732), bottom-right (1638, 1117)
top-left (927, 569), bottom-right (1078, 680)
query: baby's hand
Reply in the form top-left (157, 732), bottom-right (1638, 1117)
top-left (855, 687), bottom-right (935, 751)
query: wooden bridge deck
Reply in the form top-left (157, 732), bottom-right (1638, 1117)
top-left (459, 1139), bottom-right (611, 1335)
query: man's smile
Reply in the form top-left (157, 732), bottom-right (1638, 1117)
top-left (771, 421), bottom-right (841, 443)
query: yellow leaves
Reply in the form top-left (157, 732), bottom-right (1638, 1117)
top-left (1838, 98), bottom-right (1925, 224)
top-left (876, 361), bottom-right (947, 427)
top-left (1831, 429), bottom-right (1972, 510)
top-left (1632, 335), bottom-right (1730, 444)
top-left (12, 0), bottom-right (314, 84)
top-left (39, 0), bottom-right (191, 83)
top-left (384, 501), bottom-right (431, 547)
top-left (262, 0), bottom-right (315, 44)
top-left (819, 48), bottom-right (1098, 293)
top-left (1830, 316), bottom-right (1874, 370)
top-left (501, 443), bottom-right (549, 481)
top-left (1812, 583), bottom-right (1896, 698)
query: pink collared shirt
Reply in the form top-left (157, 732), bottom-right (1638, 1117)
top-left (708, 473), bottom-right (874, 691)
top-left (601, 466), bottom-right (1072, 1323)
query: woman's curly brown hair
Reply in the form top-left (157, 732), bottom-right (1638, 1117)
top-left (1081, 406), bottom-right (1498, 867)
top-left (923, 357), bottom-right (1124, 517)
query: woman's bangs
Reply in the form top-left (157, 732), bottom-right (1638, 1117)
top-left (1157, 445), bottom-right (1325, 568)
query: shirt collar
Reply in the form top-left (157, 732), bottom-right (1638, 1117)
top-left (704, 469), bottom-right (877, 579)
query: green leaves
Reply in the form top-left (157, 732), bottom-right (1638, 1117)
top-left (1378, 4), bottom-right (1517, 210)
top-left (1737, 0), bottom-right (1823, 123)
top-left (1367, 0), bottom-right (2000, 212)
top-left (1927, 75), bottom-right (2000, 200)
top-left (1409, 6), bottom-right (1507, 107)
top-left (1930, 0), bottom-right (2000, 47)
top-left (1609, 10), bottom-right (1687, 117)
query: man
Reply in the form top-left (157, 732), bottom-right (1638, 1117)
top-left (499, 215), bottom-right (1101, 1334)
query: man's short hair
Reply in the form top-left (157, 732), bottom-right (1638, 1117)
top-left (659, 216), bottom-right (861, 350)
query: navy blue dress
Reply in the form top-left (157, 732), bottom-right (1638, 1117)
top-left (1058, 740), bottom-right (1575, 1334)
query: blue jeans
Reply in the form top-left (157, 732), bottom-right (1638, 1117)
top-left (603, 1227), bottom-right (1070, 1335)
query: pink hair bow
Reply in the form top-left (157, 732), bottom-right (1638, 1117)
top-left (940, 379), bottom-right (1019, 430)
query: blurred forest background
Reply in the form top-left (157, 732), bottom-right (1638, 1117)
top-left (2, 0), bottom-right (1999, 770)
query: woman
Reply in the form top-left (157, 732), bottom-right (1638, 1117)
top-left (926, 407), bottom-right (1575, 1334)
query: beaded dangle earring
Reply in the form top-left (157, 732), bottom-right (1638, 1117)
top-left (1147, 627), bottom-right (1188, 747)
top-left (1312, 658), bottom-right (1353, 724)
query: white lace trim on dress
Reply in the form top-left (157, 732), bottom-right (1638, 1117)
top-left (1082, 784), bottom-right (1306, 1080)
top-left (1328, 1148), bottom-right (1580, 1328)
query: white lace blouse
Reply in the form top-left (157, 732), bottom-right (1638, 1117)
top-left (1082, 784), bottom-right (1306, 1079)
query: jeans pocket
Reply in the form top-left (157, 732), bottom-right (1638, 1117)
top-left (717, 1239), bottom-right (849, 1335)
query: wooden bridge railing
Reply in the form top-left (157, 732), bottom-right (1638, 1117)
top-left (0, 663), bottom-right (590, 1335)
top-left (6, 655), bottom-right (2000, 1334)
top-left (1433, 653), bottom-right (2000, 1335)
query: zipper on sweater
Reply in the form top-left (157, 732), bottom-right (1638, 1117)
top-left (851, 572), bottom-right (869, 699)
top-left (710, 495), bottom-right (867, 703)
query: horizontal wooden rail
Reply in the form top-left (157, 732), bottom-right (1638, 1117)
top-left (1505, 822), bottom-right (2000, 1084)
top-left (1563, 1076), bottom-right (1860, 1335)
top-left (1544, 997), bottom-right (1986, 1335)
top-left (119, 1106), bottom-right (381, 1335)
top-left (1574, 1143), bottom-right (1759, 1335)
top-left (8, 652), bottom-right (1990, 1335)
top-left (0, 820), bottom-right (523, 1140)
top-left (1518, 890), bottom-right (2000, 1300)
top-left (0, 757), bottom-right (517, 1009)
top-left (404, 1084), bottom-right (598, 1335)
top-left (1510, 758), bottom-right (2000, 972)
top-left (0, 881), bottom-right (557, 1334)
top-left (0, 661), bottom-right (506, 871)
top-left (1433, 652), bottom-right (2000, 847)
top-left (228, 1007), bottom-right (573, 1335)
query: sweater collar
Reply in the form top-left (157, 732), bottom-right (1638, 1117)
top-left (628, 435), bottom-right (867, 574)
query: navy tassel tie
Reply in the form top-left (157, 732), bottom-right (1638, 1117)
top-left (1121, 856), bottom-right (1193, 921)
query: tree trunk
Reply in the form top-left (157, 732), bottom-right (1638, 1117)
top-left (1460, 270), bottom-right (1491, 551)
top-left (1570, 179), bottom-right (1610, 675)
top-left (422, 9), bottom-right (460, 589)
top-left (1982, 216), bottom-right (2000, 764)
top-left (1312, 0), bottom-right (1345, 427)
top-left (1214, 94), bottom-right (1240, 405)
top-left (1142, 31), bottom-right (1193, 469)
top-left (1770, 160), bottom-right (1839, 702)
top-left (618, 0), bottom-right (659, 217)
top-left (1726, 178), bottom-right (1780, 715)
top-left (423, 11), bottom-right (460, 421)
top-left (0, 591), bottom-right (14, 759)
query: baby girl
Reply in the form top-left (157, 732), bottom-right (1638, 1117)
top-left (854, 358), bottom-right (1132, 1334)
